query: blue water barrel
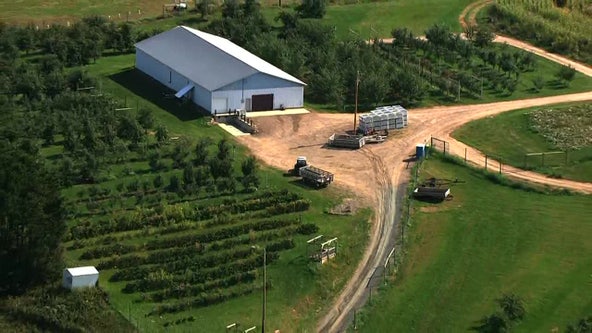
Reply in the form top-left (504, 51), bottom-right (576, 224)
top-left (416, 144), bottom-right (426, 159)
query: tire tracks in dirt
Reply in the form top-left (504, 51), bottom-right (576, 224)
top-left (239, 3), bottom-right (592, 331)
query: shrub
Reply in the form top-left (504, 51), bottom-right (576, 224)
top-left (297, 223), bottom-right (319, 235)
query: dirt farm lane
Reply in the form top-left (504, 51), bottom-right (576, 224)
top-left (237, 10), bottom-right (592, 332)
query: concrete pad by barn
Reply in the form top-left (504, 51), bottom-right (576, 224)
top-left (246, 108), bottom-right (310, 118)
top-left (218, 123), bottom-right (251, 137)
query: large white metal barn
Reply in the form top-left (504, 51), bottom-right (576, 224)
top-left (134, 26), bottom-right (306, 114)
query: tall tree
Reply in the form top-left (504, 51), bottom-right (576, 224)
top-left (565, 316), bottom-right (592, 333)
top-left (0, 142), bottom-right (66, 295)
top-left (497, 294), bottom-right (526, 322)
top-left (296, 0), bottom-right (327, 18)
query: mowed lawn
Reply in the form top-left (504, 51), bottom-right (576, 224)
top-left (262, 0), bottom-right (474, 39)
top-left (5, 0), bottom-right (473, 39)
top-left (453, 103), bottom-right (592, 182)
top-left (0, 0), bottom-right (165, 23)
top-left (358, 158), bottom-right (592, 332)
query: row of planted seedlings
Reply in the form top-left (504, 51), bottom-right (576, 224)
top-left (66, 189), bottom-right (307, 242)
top-left (66, 189), bottom-right (318, 315)
top-left (69, 168), bottom-right (245, 217)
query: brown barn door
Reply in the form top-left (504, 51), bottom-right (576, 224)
top-left (251, 94), bottom-right (274, 111)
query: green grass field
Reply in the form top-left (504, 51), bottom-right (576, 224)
top-left (356, 157), bottom-right (592, 332)
top-left (263, 0), bottom-right (474, 39)
top-left (453, 103), bottom-right (592, 182)
top-left (5, 0), bottom-right (472, 39)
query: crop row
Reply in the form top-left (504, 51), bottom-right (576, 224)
top-left (145, 218), bottom-right (300, 251)
top-left (96, 226), bottom-right (299, 270)
top-left (148, 270), bottom-right (257, 302)
top-left (113, 239), bottom-right (295, 283)
top-left (123, 255), bottom-right (274, 293)
top-left (148, 283), bottom-right (258, 316)
top-left (68, 191), bottom-right (307, 240)
top-left (110, 247), bottom-right (254, 282)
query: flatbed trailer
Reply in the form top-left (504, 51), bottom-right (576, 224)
top-left (328, 133), bottom-right (365, 149)
top-left (299, 165), bottom-right (334, 188)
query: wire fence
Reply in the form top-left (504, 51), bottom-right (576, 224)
top-left (351, 156), bottom-right (422, 330)
top-left (430, 136), bottom-right (506, 174)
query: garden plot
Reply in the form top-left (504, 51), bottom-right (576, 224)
top-left (66, 189), bottom-right (316, 320)
top-left (529, 104), bottom-right (592, 150)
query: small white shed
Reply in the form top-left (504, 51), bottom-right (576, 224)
top-left (62, 266), bottom-right (99, 290)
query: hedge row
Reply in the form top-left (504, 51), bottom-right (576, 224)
top-left (112, 239), bottom-right (295, 283)
top-left (110, 247), bottom-right (254, 282)
top-left (97, 226), bottom-right (299, 270)
top-left (149, 270), bottom-right (257, 302)
top-left (148, 283), bottom-right (257, 316)
top-left (145, 218), bottom-right (300, 251)
top-left (68, 190), bottom-right (306, 240)
top-left (79, 243), bottom-right (138, 260)
top-left (122, 256), bottom-right (265, 293)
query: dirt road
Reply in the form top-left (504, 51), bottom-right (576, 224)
top-left (237, 7), bottom-right (592, 332)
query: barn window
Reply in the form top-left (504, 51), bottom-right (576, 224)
top-left (169, 71), bottom-right (172, 83)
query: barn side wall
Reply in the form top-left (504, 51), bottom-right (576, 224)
top-left (212, 73), bottom-right (304, 112)
top-left (135, 48), bottom-right (211, 112)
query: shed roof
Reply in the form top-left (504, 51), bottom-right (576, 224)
top-left (135, 26), bottom-right (305, 91)
top-left (65, 266), bottom-right (99, 276)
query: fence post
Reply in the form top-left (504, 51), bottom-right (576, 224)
top-left (485, 155), bottom-right (488, 170)
top-left (542, 153), bottom-right (545, 167)
top-left (524, 154), bottom-right (527, 168)
top-left (464, 148), bottom-right (467, 164)
top-left (499, 159), bottom-right (502, 174)
top-left (565, 151), bottom-right (568, 165)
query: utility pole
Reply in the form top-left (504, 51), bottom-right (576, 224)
top-left (354, 70), bottom-right (360, 134)
top-left (262, 246), bottom-right (266, 333)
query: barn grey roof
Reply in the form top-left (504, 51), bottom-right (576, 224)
top-left (135, 26), bottom-right (305, 91)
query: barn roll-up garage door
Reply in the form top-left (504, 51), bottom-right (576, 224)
top-left (251, 94), bottom-right (274, 111)
top-left (212, 98), bottom-right (228, 114)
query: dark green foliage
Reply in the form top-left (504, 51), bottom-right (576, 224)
top-left (155, 124), bottom-right (169, 144)
top-left (208, 0), bottom-right (270, 45)
top-left (473, 293), bottom-right (526, 332)
top-left (171, 138), bottom-right (191, 169)
top-left (168, 174), bottom-right (181, 193)
top-left (80, 243), bottom-right (138, 260)
top-left (555, 65), bottom-right (576, 86)
top-left (241, 156), bottom-right (260, 189)
top-left (153, 175), bottom-right (164, 189)
top-left (137, 107), bottom-right (154, 130)
top-left (0, 286), bottom-right (135, 332)
top-left (193, 137), bottom-right (211, 166)
top-left (497, 294), bottom-right (526, 321)
top-left (117, 113), bottom-right (144, 147)
top-left (473, 313), bottom-right (508, 333)
top-left (531, 76), bottom-right (545, 92)
top-left (148, 150), bottom-right (166, 171)
top-left (566, 316), bottom-right (592, 333)
top-left (216, 177), bottom-right (236, 193)
top-left (0, 142), bottom-right (65, 295)
top-left (183, 164), bottom-right (195, 186)
top-left (296, 0), bottom-right (327, 19)
top-left (297, 223), bottom-right (319, 235)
